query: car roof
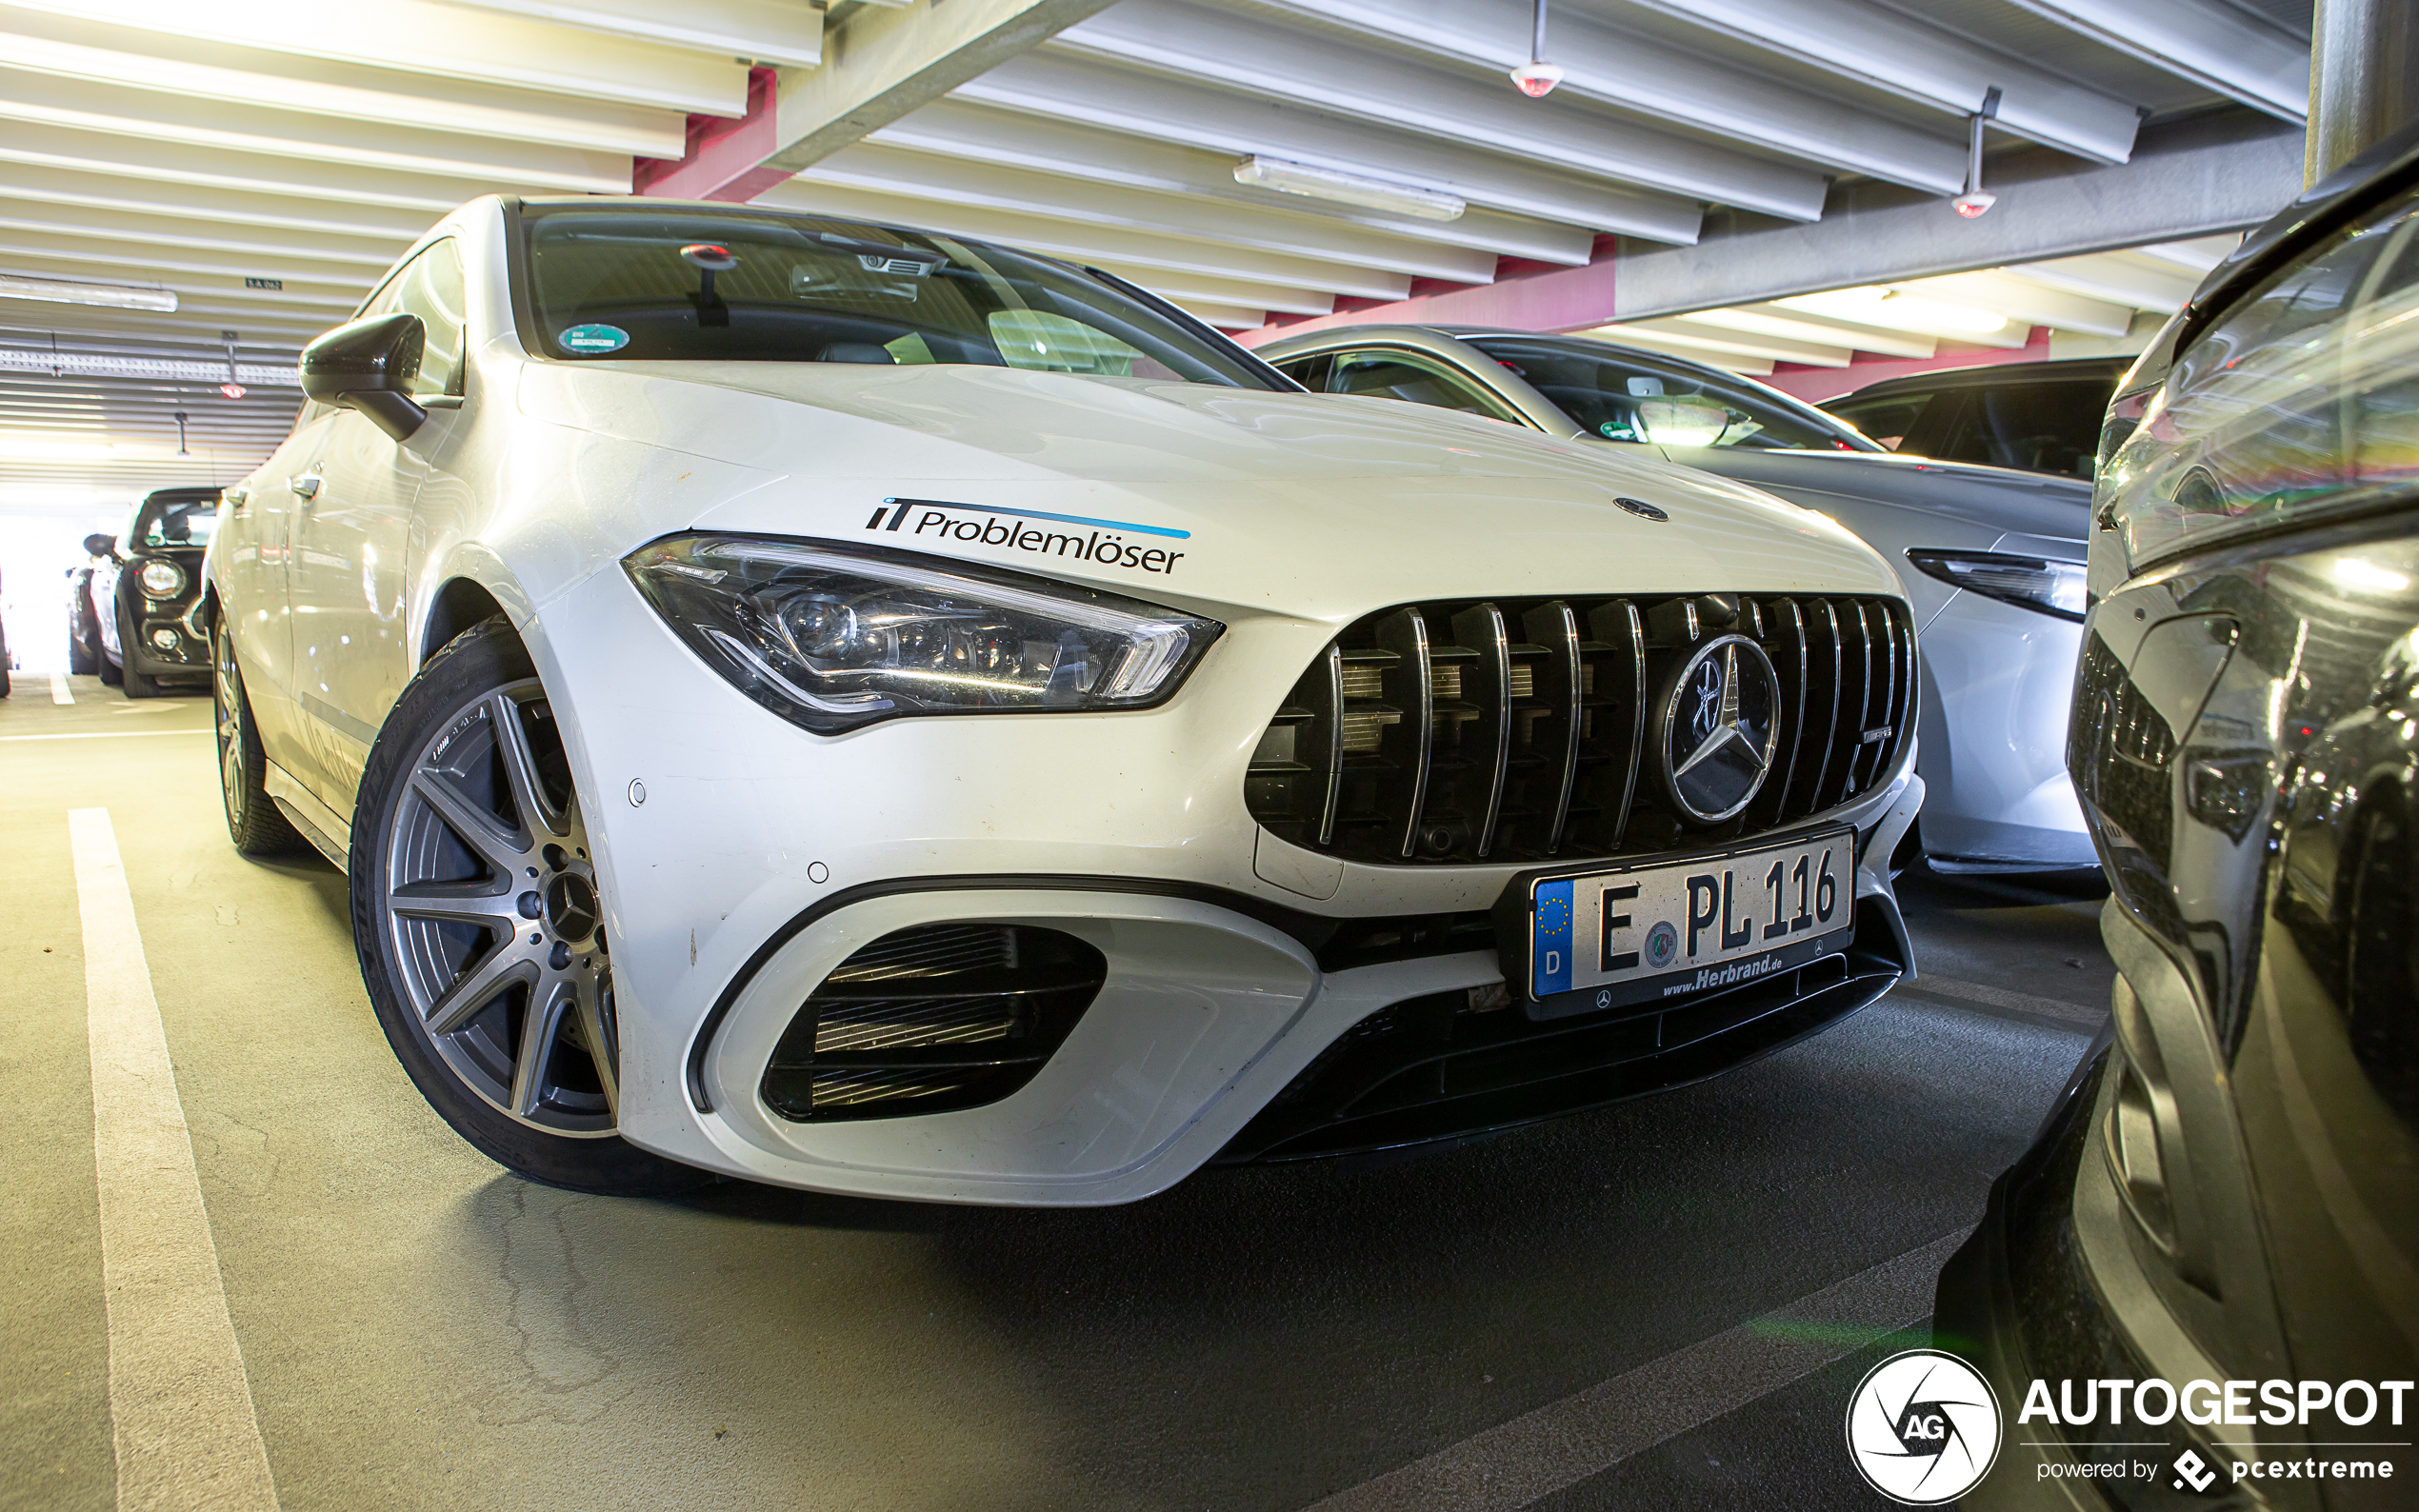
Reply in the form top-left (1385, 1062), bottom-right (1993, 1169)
top-left (1823, 357), bottom-right (2131, 405)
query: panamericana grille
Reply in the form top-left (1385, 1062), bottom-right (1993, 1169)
top-left (1246, 593), bottom-right (1915, 865)
top-left (759, 924), bottom-right (1106, 1122)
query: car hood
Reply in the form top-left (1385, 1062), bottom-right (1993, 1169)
top-left (1649, 446), bottom-right (2091, 547)
top-left (515, 361), bottom-right (1905, 611)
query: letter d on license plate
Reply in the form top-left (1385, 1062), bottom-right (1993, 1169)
top-left (1492, 826), bottom-right (1856, 1022)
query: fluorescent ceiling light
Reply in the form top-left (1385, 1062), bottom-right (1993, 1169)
top-left (0, 274), bottom-right (179, 312)
top-left (1775, 286), bottom-right (2009, 337)
top-left (1232, 157), bottom-right (1466, 222)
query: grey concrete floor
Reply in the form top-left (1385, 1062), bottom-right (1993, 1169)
top-left (2, 676), bottom-right (2111, 1511)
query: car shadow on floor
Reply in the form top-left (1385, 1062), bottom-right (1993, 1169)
top-left (424, 994), bottom-right (2088, 1509)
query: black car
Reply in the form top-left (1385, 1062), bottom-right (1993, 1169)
top-left (1934, 124), bottom-right (2419, 1505)
top-left (75, 487), bottom-right (218, 697)
top-left (1823, 356), bottom-right (2130, 479)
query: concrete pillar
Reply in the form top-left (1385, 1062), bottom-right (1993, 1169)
top-left (2307, 0), bottom-right (2419, 185)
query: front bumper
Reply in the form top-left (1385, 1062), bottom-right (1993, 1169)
top-left (1915, 592), bottom-right (2096, 871)
top-left (118, 580), bottom-right (210, 680)
top-left (529, 565), bottom-right (1925, 1204)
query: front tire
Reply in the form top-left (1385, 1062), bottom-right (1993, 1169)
top-left (68, 604), bottom-right (98, 674)
top-left (214, 615), bottom-right (302, 856)
top-left (350, 619), bottom-right (710, 1196)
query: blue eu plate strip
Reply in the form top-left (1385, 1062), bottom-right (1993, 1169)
top-left (1532, 879), bottom-right (1574, 998)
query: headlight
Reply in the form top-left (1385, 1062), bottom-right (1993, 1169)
top-left (626, 535), bottom-right (1223, 735)
top-left (138, 559), bottom-right (186, 598)
top-left (1904, 549), bottom-right (2086, 623)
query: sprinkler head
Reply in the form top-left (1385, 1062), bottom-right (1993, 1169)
top-left (1509, 61), bottom-right (1565, 98)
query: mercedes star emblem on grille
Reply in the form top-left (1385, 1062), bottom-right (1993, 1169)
top-left (1660, 634), bottom-right (1782, 823)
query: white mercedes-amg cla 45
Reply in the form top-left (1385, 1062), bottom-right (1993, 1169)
top-left (206, 196), bottom-right (1925, 1202)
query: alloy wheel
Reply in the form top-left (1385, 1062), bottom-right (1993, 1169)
top-left (379, 679), bottom-right (620, 1137)
top-left (213, 626), bottom-right (246, 826)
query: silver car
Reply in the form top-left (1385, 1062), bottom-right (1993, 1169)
top-left (1256, 325), bottom-right (2095, 873)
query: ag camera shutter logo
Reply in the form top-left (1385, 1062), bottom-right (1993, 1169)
top-left (1846, 1349), bottom-right (2004, 1503)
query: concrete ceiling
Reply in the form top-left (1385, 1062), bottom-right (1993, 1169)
top-left (0, 0), bottom-right (2315, 508)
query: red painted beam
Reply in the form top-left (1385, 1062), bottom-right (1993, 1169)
top-left (1233, 243), bottom-right (1621, 347)
top-left (634, 67), bottom-right (794, 203)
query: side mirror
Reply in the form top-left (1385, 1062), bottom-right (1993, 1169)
top-left (302, 312), bottom-right (428, 442)
top-left (83, 532), bottom-right (115, 558)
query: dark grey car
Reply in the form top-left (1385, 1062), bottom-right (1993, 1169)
top-left (1822, 355), bottom-right (2130, 479)
top-left (1935, 118), bottom-right (2419, 1507)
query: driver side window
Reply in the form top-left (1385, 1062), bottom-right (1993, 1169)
top-left (361, 240), bottom-right (469, 399)
top-left (1327, 349), bottom-right (1523, 424)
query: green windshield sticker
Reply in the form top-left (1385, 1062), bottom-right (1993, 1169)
top-left (560, 323), bottom-right (629, 354)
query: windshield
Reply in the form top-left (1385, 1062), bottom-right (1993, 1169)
top-left (1466, 337), bottom-right (1875, 451)
top-left (133, 495), bottom-right (217, 548)
top-left (517, 206), bottom-right (1279, 389)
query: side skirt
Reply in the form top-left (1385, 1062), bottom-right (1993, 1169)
top-left (266, 761), bottom-right (352, 870)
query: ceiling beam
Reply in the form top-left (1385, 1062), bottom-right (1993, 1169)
top-left (1671, 305), bottom-right (1938, 359)
top-left (0, 68), bottom-right (632, 194)
top-left (868, 101), bottom-right (1597, 266)
top-left (765, 0), bottom-right (1119, 171)
top-left (1052, 1), bottom-right (1830, 220)
top-left (1623, 0), bottom-right (2143, 164)
top-left (1083, 266), bottom-right (1333, 319)
top-left (1613, 317), bottom-right (1854, 367)
top-left (750, 177), bottom-right (1415, 300)
top-left (954, 51), bottom-right (1703, 243)
top-left (0, 124), bottom-right (517, 217)
top-left (640, 0), bottom-right (1118, 201)
top-left (0, 250), bottom-right (363, 318)
top-left (1902, 269), bottom-right (2138, 335)
top-left (1610, 109), bottom-right (2300, 321)
top-left (1240, 0), bottom-right (1969, 192)
top-left (1997, 252), bottom-right (2202, 312)
top-left (2005, 0), bottom-right (2309, 122)
top-left (799, 143), bottom-right (1500, 283)
top-left (3, 0), bottom-right (751, 115)
top-left (1169, 302), bottom-right (1267, 331)
top-left (0, 302), bottom-right (332, 345)
top-left (0, 207), bottom-right (406, 271)
top-left (0, 233), bottom-right (383, 295)
top-left (0, 18), bottom-right (686, 156)
top-left (1569, 327), bottom-right (1774, 376)
top-left (440, 0), bottom-right (824, 67)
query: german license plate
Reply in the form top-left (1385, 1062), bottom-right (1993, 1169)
top-left (1496, 827), bottom-right (1857, 1021)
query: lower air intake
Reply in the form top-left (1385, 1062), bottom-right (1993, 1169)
top-left (759, 923), bottom-right (1106, 1122)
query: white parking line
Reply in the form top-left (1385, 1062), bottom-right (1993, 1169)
top-left (70, 808), bottom-right (282, 1512)
top-left (1305, 1228), bottom-right (1971, 1511)
top-left (1, 729), bottom-right (213, 742)
top-left (52, 672), bottom-right (74, 704)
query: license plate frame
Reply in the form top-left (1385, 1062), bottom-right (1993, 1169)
top-left (1490, 826), bottom-right (1858, 1022)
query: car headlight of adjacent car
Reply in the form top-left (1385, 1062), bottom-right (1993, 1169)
top-left (1904, 549), bottom-right (2087, 623)
top-left (626, 535), bottom-right (1223, 734)
top-left (138, 559), bottom-right (186, 599)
